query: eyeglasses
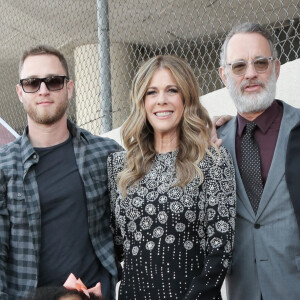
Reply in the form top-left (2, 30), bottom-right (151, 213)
top-left (226, 57), bottom-right (275, 76)
top-left (19, 75), bottom-right (69, 93)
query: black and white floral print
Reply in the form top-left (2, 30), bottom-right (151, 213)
top-left (108, 146), bottom-right (236, 300)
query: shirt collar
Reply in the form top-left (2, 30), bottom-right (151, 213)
top-left (237, 100), bottom-right (281, 136)
top-left (20, 119), bottom-right (88, 164)
top-left (20, 126), bottom-right (36, 164)
top-left (67, 119), bottom-right (89, 144)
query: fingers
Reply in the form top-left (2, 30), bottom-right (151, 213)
top-left (211, 125), bottom-right (223, 147)
top-left (214, 115), bottom-right (233, 127)
top-left (211, 115), bottom-right (233, 147)
top-left (211, 136), bottom-right (223, 147)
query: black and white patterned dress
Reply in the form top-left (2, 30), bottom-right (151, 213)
top-left (108, 146), bottom-right (236, 300)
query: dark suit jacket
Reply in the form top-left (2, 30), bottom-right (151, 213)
top-left (286, 121), bottom-right (300, 233)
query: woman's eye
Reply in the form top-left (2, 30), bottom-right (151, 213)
top-left (146, 90), bottom-right (156, 95)
top-left (168, 88), bottom-right (178, 94)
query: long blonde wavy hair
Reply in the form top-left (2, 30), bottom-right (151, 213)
top-left (119, 55), bottom-right (215, 196)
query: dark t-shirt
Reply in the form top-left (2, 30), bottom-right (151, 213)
top-left (35, 135), bottom-right (110, 295)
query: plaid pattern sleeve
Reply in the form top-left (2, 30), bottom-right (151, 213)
top-left (0, 134), bottom-right (39, 300)
top-left (0, 168), bottom-right (9, 299)
top-left (0, 120), bottom-right (123, 300)
top-left (107, 151), bottom-right (126, 262)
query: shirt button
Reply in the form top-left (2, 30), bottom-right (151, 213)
top-left (33, 154), bottom-right (37, 159)
top-left (254, 223), bottom-right (261, 229)
top-left (17, 193), bottom-right (22, 197)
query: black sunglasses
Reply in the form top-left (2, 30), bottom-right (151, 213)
top-left (19, 75), bottom-right (69, 93)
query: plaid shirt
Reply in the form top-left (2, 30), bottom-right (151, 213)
top-left (0, 120), bottom-right (122, 300)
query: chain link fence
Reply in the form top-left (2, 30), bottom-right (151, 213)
top-left (0, 0), bottom-right (299, 136)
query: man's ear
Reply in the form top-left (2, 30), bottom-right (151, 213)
top-left (219, 66), bottom-right (227, 86)
top-left (275, 58), bottom-right (280, 81)
top-left (67, 79), bottom-right (74, 101)
top-left (16, 84), bottom-right (23, 103)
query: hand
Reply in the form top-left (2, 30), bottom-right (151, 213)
top-left (211, 115), bottom-right (233, 147)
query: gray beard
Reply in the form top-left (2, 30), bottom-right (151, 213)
top-left (226, 69), bottom-right (277, 114)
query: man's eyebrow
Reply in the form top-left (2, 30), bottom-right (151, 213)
top-left (231, 55), bottom-right (270, 62)
top-left (22, 73), bottom-right (63, 79)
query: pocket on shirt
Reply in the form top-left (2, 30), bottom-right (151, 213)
top-left (90, 173), bottom-right (107, 189)
top-left (7, 189), bottom-right (27, 217)
top-left (87, 173), bottom-right (109, 206)
top-left (91, 173), bottom-right (107, 182)
top-left (8, 192), bottom-right (32, 233)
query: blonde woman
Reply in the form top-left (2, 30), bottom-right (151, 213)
top-left (108, 55), bottom-right (236, 300)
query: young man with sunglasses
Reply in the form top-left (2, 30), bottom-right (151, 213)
top-left (217, 23), bottom-right (300, 300)
top-left (0, 45), bottom-right (121, 300)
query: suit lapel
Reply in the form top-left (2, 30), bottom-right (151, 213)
top-left (219, 118), bottom-right (256, 219)
top-left (256, 102), bottom-right (300, 219)
top-left (286, 121), bottom-right (300, 233)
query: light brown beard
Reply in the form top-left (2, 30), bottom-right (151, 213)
top-left (25, 97), bottom-right (69, 125)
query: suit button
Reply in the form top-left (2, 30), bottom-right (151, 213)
top-left (254, 223), bottom-right (261, 229)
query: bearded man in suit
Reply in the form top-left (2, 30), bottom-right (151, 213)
top-left (217, 22), bottom-right (300, 300)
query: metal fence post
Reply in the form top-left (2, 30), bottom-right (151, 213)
top-left (96, 0), bottom-right (112, 133)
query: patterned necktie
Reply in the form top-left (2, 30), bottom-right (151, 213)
top-left (240, 122), bottom-right (264, 214)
